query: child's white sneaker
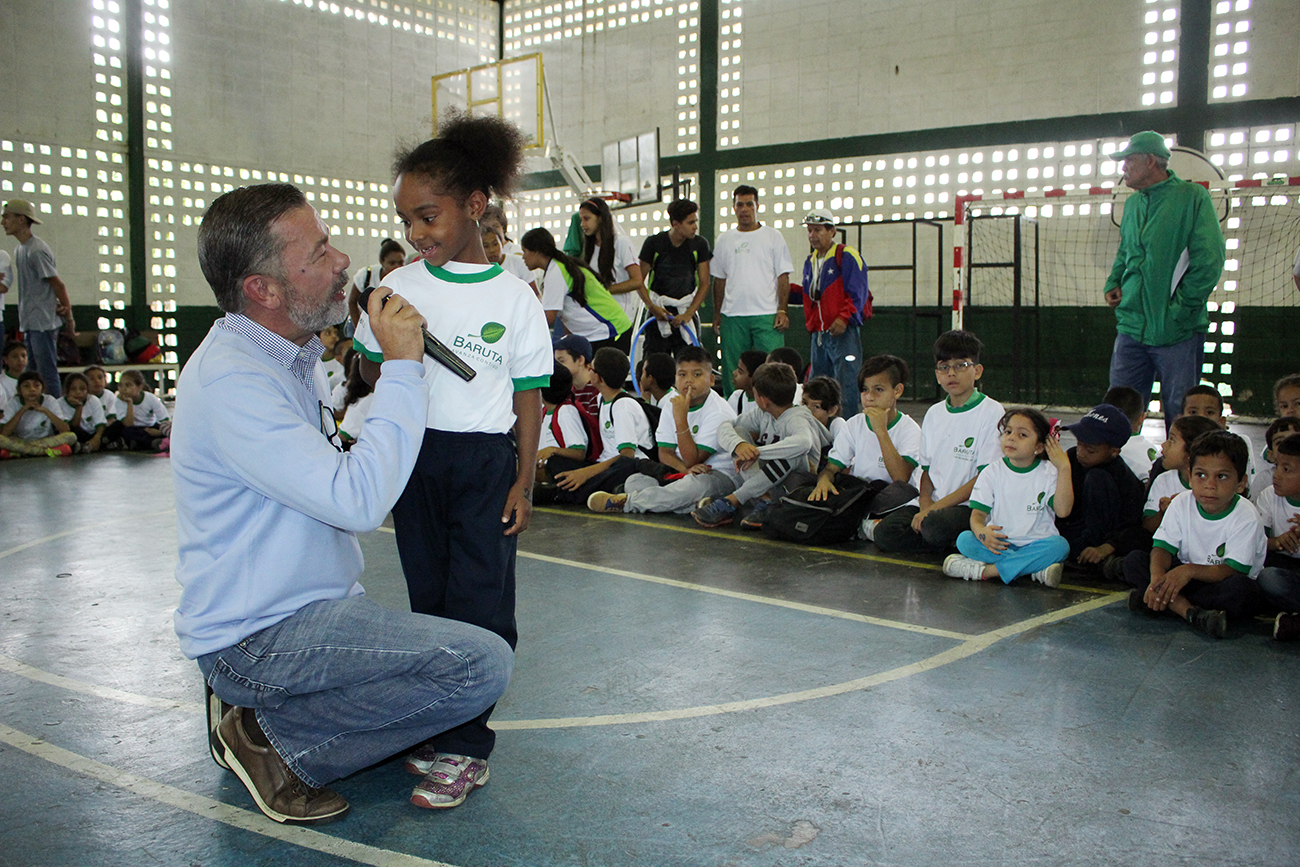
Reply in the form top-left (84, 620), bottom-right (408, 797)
top-left (942, 554), bottom-right (989, 581)
top-left (858, 517), bottom-right (881, 542)
top-left (1030, 563), bottom-right (1063, 588)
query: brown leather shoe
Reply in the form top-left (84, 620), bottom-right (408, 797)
top-left (215, 706), bottom-right (350, 825)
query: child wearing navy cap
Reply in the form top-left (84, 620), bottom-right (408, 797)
top-left (1054, 404), bottom-right (1148, 572)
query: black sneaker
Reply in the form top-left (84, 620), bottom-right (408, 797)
top-left (1101, 555), bottom-right (1125, 583)
top-left (1127, 590), bottom-right (1157, 617)
top-left (1186, 606), bottom-right (1227, 639)
top-left (1273, 612), bottom-right (1300, 641)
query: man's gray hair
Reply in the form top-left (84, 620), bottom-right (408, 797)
top-left (1153, 155), bottom-right (1169, 171)
top-left (197, 184), bottom-right (307, 314)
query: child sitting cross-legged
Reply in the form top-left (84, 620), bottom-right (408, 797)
top-left (547, 346), bottom-right (654, 504)
top-left (691, 361), bottom-right (831, 529)
top-left (809, 354), bottom-right (920, 521)
top-left (1121, 429), bottom-right (1268, 639)
top-left (1258, 433), bottom-right (1300, 640)
top-left (587, 345), bottom-right (738, 515)
top-left (942, 407), bottom-right (1073, 587)
top-left (115, 369), bottom-right (171, 452)
top-left (0, 371), bottom-right (77, 458)
top-left (871, 330), bottom-right (1004, 552)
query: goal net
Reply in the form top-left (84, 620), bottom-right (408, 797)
top-left (959, 181), bottom-right (1300, 417)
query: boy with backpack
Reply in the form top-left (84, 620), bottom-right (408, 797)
top-left (588, 346), bottom-right (738, 514)
top-left (536, 362), bottom-right (599, 484)
top-left (547, 347), bottom-right (656, 504)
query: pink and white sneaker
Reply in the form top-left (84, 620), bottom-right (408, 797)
top-left (409, 753), bottom-right (489, 809)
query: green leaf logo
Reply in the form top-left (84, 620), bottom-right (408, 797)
top-left (964, 437), bottom-right (974, 448)
top-left (1216, 543), bottom-right (1226, 556)
top-left (479, 322), bottom-right (506, 344)
top-left (692, 424), bottom-right (699, 434)
top-left (604, 419), bottom-right (612, 429)
top-left (1148, 448), bottom-right (1157, 461)
top-left (1037, 491), bottom-right (1045, 504)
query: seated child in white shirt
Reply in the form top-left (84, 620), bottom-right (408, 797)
top-left (0, 371), bottom-right (77, 457)
top-left (56, 372), bottom-right (107, 453)
top-left (587, 345), bottom-right (737, 514)
top-left (115, 369), bottom-right (170, 452)
top-left (1105, 385), bottom-right (1161, 484)
top-left (943, 407), bottom-right (1073, 587)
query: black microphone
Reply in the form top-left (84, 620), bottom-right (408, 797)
top-left (360, 286), bottom-right (476, 382)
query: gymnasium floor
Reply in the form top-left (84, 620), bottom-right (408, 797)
top-left (1, 411), bottom-right (1296, 867)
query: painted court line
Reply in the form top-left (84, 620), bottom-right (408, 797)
top-left (0, 722), bottom-right (458, 867)
top-left (515, 549), bottom-right (977, 640)
top-left (493, 591), bottom-right (1125, 729)
top-left (0, 508), bottom-right (175, 563)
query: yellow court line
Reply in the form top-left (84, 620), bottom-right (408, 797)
top-left (0, 508), bottom-right (175, 563)
top-left (0, 655), bottom-right (203, 715)
top-left (529, 507), bottom-right (1119, 596)
top-left (494, 591), bottom-right (1126, 730)
top-left (530, 505), bottom-right (944, 571)
top-left (0, 722), bottom-right (457, 867)
top-left (516, 550), bottom-right (976, 641)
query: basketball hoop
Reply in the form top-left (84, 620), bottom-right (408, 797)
top-left (589, 191), bottom-right (633, 208)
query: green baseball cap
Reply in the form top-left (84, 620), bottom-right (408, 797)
top-left (1113, 131), bottom-right (1171, 160)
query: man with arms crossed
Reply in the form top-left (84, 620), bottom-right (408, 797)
top-left (1104, 131), bottom-right (1225, 432)
top-left (172, 184), bottom-right (512, 824)
top-left (711, 185), bottom-right (793, 395)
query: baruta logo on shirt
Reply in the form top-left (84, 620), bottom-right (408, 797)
top-left (452, 321), bottom-right (507, 367)
top-left (951, 436), bottom-right (976, 459)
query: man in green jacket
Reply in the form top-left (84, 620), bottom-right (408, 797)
top-left (1104, 131), bottom-right (1225, 432)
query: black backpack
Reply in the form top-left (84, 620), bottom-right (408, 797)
top-left (761, 476), bottom-right (884, 545)
top-left (610, 391), bottom-right (662, 461)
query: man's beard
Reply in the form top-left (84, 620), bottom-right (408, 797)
top-left (285, 271), bottom-right (350, 334)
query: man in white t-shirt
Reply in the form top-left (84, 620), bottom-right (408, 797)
top-left (711, 185), bottom-right (793, 398)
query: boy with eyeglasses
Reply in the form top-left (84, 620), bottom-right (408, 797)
top-left (871, 330), bottom-right (1004, 553)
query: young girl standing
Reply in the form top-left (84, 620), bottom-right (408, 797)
top-left (578, 196), bottom-right (644, 343)
top-left (944, 408), bottom-right (1074, 587)
top-left (521, 227), bottom-right (631, 354)
top-left (353, 112), bottom-right (553, 811)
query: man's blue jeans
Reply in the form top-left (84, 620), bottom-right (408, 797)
top-left (1108, 332), bottom-right (1204, 432)
top-left (25, 328), bottom-right (62, 398)
top-left (810, 326), bottom-right (862, 417)
top-left (198, 595), bottom-right (513, 788)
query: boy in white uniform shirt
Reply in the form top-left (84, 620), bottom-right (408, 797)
top-left (1256, 433), bottom-right (1300, 639)
top-left (1, 341), bottom-right (26, 406)
top-left (547, 347), bottom-right (654, 504)
top-left (692, 362), bottom-right (832, 529)
top-left (1104, 385), bottom-right (1161, 483)
top-left (588, 346), bottom-right (737, 514)
top-left (0, 371), bottom-right (77, 457)
top-left (872, 330), bottom-right (1004, 552)
top-left (810, 355), bottom-right (921, 519)
top-left (535, 363), bottom-right (589, 483)
top-left (1123, 430), bottom-right (1268, 638)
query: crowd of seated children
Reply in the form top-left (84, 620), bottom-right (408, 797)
top-left (554, 334), bottom-right (601, 418)
top-left (1252, 416), bottom-right (1300, 499)
top-left (0, 371), bottom-right (77, 457)
top-left (56, 372), bottom-right (107, 453)
top-left (811, 355), bottom-right (920, 521)
top-left (1258, 432), bottom-right (1300, 639)
top-left (1, 341), bottom-right (25, 404)
top-left (1054, 404), bottom-right (1147, 576)
top-left (637, 352), bottom-right (674, 407)
top-left (727, 349), bottom-right (766, 416)
top-left (1104, 385), bottom-right (1161, 481)
top-left (588, 345), bottom-right (739, 515)
top-left (943, 407), bottom-right (1073, 587)
top-left (546, 346), bottom-right (655, 504)
top-left (871, 330), bottom-right (1004, 553)
top-left (1122, 430), bottom-right (1268, 638)
top-left (536, 362), bottom-right (593, 484)
top-left (691, 361), bottom-right (831, 530)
